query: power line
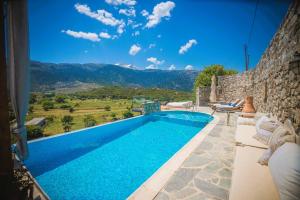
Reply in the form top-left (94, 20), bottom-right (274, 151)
top-left (245, 0), bottom-right (260, 71)
top-left (248, 0), bottom-right (260, 46)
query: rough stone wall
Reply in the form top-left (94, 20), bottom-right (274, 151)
top-left (196, 86), bottom-right (211, 106)
top-left (217, 1), bottom-right (300, 129)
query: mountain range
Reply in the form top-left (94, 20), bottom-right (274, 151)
top-left (30, 61), bottom-right (199, 92)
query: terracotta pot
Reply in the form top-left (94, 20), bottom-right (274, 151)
top-left (242, 96), bottom-right (256, 113)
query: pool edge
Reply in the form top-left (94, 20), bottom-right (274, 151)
top-left (127, 112), bottom-right (219, 200)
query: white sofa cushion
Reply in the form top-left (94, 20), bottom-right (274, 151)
top-left (258, 119), bottom-right (296, 165)
top-left (269, 143), bottom-right (300, 200)
top-left (237, 117), bottom-right (255, 126)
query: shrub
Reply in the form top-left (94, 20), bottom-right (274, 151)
top-left (42, 101), bottom-right (54, 111)
top-left (83, 115), bottom-right (96, 127)
top-left (123, 111), bottom-right (134, 119)
top-left (28, 105), bottom-right (34, 114)
top-left (194, 64), bottom-right (238, 88)
top-left (61, 115), bottom-right (73, 132)
top-left (111, 112), bottom-right (118, 121)
top-left (27, 125), bottom-right (43, 140)
top-left (55, 95), bottom-right (66, 103)
top-left (45, 115), bottom-right (54, 123)
top-left (69, 107), bottom-right (75, 113)
top-left (60, 104), bottom-right (72, 109)
top-left (104, 105), bottom-right (111, 111)
top-left (29, 94), bottom-right (37, 104)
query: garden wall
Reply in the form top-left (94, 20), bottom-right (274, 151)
top-left (217, 1), bottom-right (300, 129)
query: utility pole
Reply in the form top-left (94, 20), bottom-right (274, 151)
top-left (244, 44), bottom-right (249, 71)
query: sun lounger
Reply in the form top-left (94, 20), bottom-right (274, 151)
top-left (229, 146), bottom-right (280, 200)
top-left (166, 101), bottom-right (193, 108)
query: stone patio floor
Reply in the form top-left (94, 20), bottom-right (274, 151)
top-left (154, 107), bottom-right (237, 200)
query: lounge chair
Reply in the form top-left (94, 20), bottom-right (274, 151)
top-left (211, 99), bottom-right (240, 107)
top-left (210, 99), bottom-right (244, 116)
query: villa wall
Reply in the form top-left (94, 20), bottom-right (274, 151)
top-left (217, 1), bottom-right (300, 129)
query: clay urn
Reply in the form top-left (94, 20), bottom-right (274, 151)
top-left (242, 96), bottom-right (256, 113)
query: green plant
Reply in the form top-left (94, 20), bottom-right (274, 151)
top-left (83, 115), bottom-right (97, 127)
top-left (26, 125), bottom-right (44, 139)
top-left (104, 105), bottom-right (111, 111)
top-left (194, 65), bottom-right (238, 88)
top-left (55, 95), bottom-right (66, 103)
top-left (69, 107), bottom-right (75, 113)
top-left (61, 115), bottom-right (73, 132)
top-left (123, 111), bottom-right (134, 119)
top-left (110, 112), bottom-right (118, 121)
top-left (42, 101), bottom-right (54, 111)
top-left (45, 115), bottom-right (54, 123)
top-left (29, 93), bottom-right (37, 104)
top-left (28, 105), bottom-right (34, 114)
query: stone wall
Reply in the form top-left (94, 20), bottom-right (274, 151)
top-left (196, 86), bottom-right (211, 106)
top-left (217, 1), bottom-right (300, 129)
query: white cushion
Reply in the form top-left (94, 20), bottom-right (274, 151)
top-left (258, 120), bottom-right (296, 165)
top-left (269, 143), bottom-right (300, 200)
top-left (237, 117), bottom-right (255, 126)
top-left (254, 116), bottom-right (273, 145)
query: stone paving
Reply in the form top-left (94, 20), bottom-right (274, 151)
top-left (154, 109), bottom-right (236, 200)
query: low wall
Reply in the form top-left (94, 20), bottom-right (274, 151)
top-left (217, 1), bottom-right (300, 129)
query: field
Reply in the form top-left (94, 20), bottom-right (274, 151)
top-left (25, 86), bottom-right (193, 138)
top-left (27, 98), bottom-right (140, 136)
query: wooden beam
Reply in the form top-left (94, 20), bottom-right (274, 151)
top-left (0, 0), bottom-right (14, 199)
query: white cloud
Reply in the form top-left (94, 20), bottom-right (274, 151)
top-left (75, 3), bottom-right (124, 28)
top-left (179, 39), bottom-right (197, 54)
top-left (99, 32), bottom-right (112, 39)
top-left (129, 44), bottom-right (141, 55)
top-left (117, 21), bottom-right (126, 34)
top-left (146, 64), bottom-right (158, 70)
top-left (157, 34), bottom-right (162, 38)
top-left (84, 50), bottom-right (88, 54)
top-left (185, 65), bottom-right (194, 70)
top-left (147, 57), bottom-right (164, 65)
top-left (132, 31), bottom-right (140, 36)
top-left (141, 9), bottom-right (149, 17)
top-left (62, 30), bottom-right (100, 42)
top-left (149, 43), bottom-right (156, 48)
top-left (132, 23), bottom-right (142, 29)
top-left (146, 1), bottom-right (175, 28)
top-left (119, 8), bottom-right (136, 17)
top-left (105, 0), bottom-right (136, 6)
top-left (168, 64), bottom-right (176, 70)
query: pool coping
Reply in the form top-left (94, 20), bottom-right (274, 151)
top-left (127, 111), bottom-right (220, 200)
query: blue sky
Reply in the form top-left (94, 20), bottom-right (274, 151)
top-left (28, 0), bottom-right (291, 72)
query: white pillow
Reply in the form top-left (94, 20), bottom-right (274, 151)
top-left (258, 119), bottom-right (296, 165)
top-left (269, 143), bottom-right (300, 200)
top-left (254, 116), bottom-right (273, 145)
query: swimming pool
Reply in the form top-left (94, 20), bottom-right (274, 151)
top-left (25, 111), bottom-right (213, 200)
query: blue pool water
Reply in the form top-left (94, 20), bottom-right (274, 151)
top-left (25, 111), bottom-right (213, 200)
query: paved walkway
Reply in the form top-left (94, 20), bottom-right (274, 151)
top-left (154, 108), bottom-right (237, 200)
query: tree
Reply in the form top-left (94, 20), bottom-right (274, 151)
top-left (42, 101), bottom-right (54, 111)
top-left (69, 107), bottom-right (75, 113)
top-left (61, 115), bottom-right (73, 132)
top-left (55, 95), bottom-right (66, 103)
top-left (27, 125), bottom-right (44, 139)
top-left (28, 105), bottom-right (34, 114)
top-left (111, 112), bottom-right (118, 121)
top-left (29, 93), bottom-right (37, 104)
top-left (194, 65), bottom-right (238, 88)
top-left (104, 105), bottom-right (111, 111)
top-left (123, 110), bottom-right (134, 119)
top-left (83, 115), bottom-right (96, 127)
